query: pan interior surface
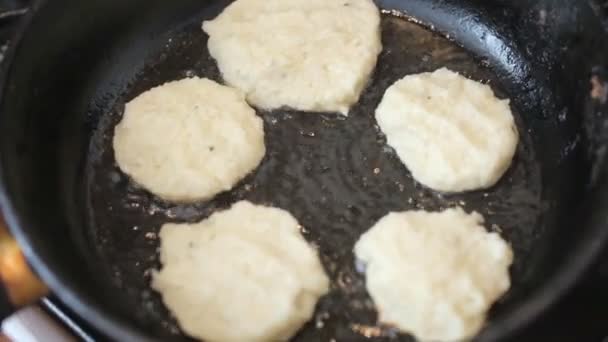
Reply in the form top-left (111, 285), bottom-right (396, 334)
top-left (88, 12), bottom-right (544, 342)
top-left (85, 3), bottom-right (582, 342)
top-left (1, 0), bottom-right (604, 341)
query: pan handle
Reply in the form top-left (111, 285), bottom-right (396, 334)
top-left (0, 218), bottom-right (48, 321)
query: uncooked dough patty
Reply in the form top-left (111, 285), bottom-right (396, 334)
top-left (376, 68), bottom-right (519, 192)
top-left (152, 201), bottom-right (329, 342)
top-left (354, 208), bottom-right (513, 341)
top-left (202, 0), bottom-right (382, 115)
top-left (113, 77), bottom-right (265, 202)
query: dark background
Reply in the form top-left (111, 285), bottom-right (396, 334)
top-left (0, 0), bottom-right (606, 341)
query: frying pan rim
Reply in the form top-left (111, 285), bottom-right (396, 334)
top-left (0, 2), bottom-right (154, 341)
top-left (0, 1), bottom-right (607, 341)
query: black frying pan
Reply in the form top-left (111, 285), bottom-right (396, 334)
top-left (1, 0), bottom-right (608, 341)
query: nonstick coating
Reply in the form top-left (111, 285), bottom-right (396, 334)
top-left (88, 11), bottom-right (544, 342)
top-left (1, 0), bottom-right (607, 341)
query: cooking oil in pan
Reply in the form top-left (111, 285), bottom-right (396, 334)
top-left (87, 13), bottom-right (543, 342)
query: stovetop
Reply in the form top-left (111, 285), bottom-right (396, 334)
top-left (1, 1), bottom-right (607, 341)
